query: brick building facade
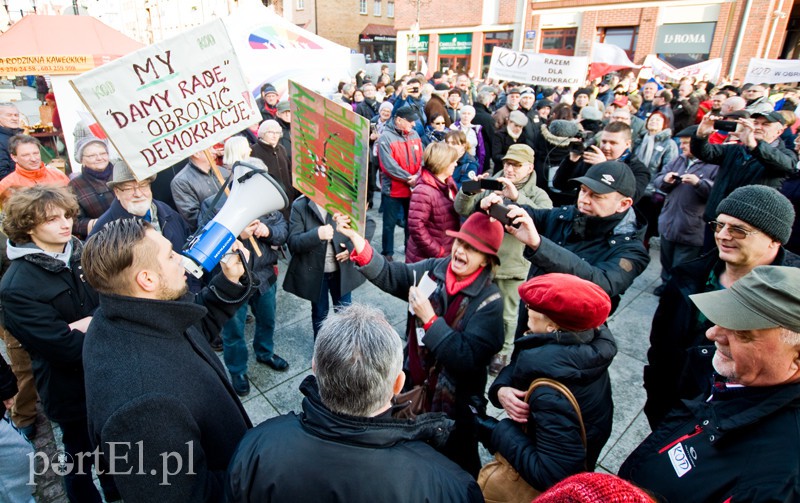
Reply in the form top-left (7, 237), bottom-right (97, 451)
top-left (393, 0), bottom-right (796, 81)
top-left (291, 0), bottom-right (397, 62)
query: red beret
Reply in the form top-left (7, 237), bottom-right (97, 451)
top-left (518, 273), bottom-right (611, 332)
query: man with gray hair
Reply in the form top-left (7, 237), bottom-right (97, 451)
top-left (226, 304), bottom-right (482, 502)
top-left (251, 119), bottom-right (296, 222)
top-left (0, 102), bottom-right (23, 179)
top-left (621, 265), bottom-right (800, 502)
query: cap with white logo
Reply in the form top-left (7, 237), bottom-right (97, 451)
top-left (571, 161), bottom-right (636, 198)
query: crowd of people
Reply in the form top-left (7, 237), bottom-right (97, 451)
top-left (0, 64), bottom-right (799, 503)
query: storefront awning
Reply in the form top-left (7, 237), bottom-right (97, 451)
top-left (360, 24), bottom-right (397, 43)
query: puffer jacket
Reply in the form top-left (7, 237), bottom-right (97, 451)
top-left (654, 156), bottom-right (718, 247)
top-left (488, 326), bottom-right (617, 491)
top-left (377, 121), bottom-right (423, 198)
top-left (454, 170), bottom-right (552, 280)
top-left (452, 153), bottom-right (479, 189)
top-left (406, 169), bottom-right (459, 263)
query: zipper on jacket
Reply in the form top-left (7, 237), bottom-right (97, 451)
top-left (658, 425), bottom-right (703, 454)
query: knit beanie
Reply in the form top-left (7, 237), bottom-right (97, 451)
top-left (716, 185), bottom-right (795, 244)
top-left (535, 473), bottom-right (654, 503)
top-left (548, 120), bottom-right (579, 138)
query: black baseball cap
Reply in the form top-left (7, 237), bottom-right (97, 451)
top-left (752, 111), bottom-right (786, 125)
top-left (572, 161), bottom-right (636, 198)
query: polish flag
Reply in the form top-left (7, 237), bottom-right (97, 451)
top-left (77, 110), bottom-right (107, 139)
top-left (589, 43), bottom-right (640, 80)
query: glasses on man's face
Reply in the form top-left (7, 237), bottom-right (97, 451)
top-left (709, 220), bottom-right (759, 239)
top-left (116, 181), bottom-right (152, 194)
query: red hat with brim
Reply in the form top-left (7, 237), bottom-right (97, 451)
top-left (446, 212), bottom-right (503, 265)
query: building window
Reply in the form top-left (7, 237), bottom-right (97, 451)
top-left (541, 28), bottom-right (577, 56)
top-left (387, 0), bottom-right (394, 17)
top-left (373, 0), bottom-right (381, 16)
top-left (482, 31), bottom-right (513, 71)
top-left (359, 0), bottom-right (367, 14)
top-left (596, 26), bottom-right (638, 60)
top-left (296, 0), bottom-right (304, 9)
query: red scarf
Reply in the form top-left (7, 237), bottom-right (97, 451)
top-left (445, 264), bottom-right (484, 296)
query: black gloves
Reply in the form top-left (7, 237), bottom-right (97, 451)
top-left (474, 413), bottom-right (499, 451)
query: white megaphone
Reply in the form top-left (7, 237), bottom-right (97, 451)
top-left (181, 161), bottom-right (288, 278)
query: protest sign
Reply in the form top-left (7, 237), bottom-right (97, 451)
top-left (70, 18), bottom-right (260, 180)
top-left (641, 55), bottom-right (721, 83)
top-left (289, 80), bottom-right (369, 234)
top-left (745, 59), bottom-right (800, 85)
top-left (488, 47), bottom-right (588, 86)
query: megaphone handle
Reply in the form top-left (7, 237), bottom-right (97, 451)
top-left (206, 149), bottom-right (263, 258)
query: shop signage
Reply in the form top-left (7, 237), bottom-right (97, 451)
top-left (360, 35), bottom-right (397, 44)
top-left (439, 34), bottom-right (472, 55)
top-left (408, 34), bottom-right (429, 53)
top-left (655, 23), bottom-right (715, 54)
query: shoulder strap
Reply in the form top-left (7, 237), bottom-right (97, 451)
top-left (524, 377), bottom-right (588, 457)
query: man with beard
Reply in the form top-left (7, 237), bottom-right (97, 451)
top-left (82, 218), bottom-right (253, 503)
top-left (482, 161), bottom-right (650, 331)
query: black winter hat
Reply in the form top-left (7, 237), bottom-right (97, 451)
top-left (716, 185), bottom-right (795, 244)
top-left (261, 83), bottom-right (278, 95)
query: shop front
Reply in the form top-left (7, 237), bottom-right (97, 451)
top-left (359, 24), bottom-right (397, 63)
top-left (438, 33), bottom-right (472, 73)
top-left (407, 34), bottom-right (429, 71)
top-left (655, 22), bottom-right (716, 67)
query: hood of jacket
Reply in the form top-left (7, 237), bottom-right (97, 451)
top-left (540, 123), bottom-right (574, 147)
top-left (511, 325), bottom-right (617, 386)
top-left (298, 375), bottom-right (453, 448)
top-left (6, 236), bottom-right (81, 272)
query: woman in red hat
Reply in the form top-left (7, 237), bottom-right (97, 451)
top-left (475, 273), bottom-right (617, 492)
top-left (335, 211), bottom-right (504, 477)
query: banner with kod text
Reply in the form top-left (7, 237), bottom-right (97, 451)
top-left (289, 80), bottom-right (369, 234)
top-left (745, 59), bottom-right (800, 85)
top-left (488, 47), bottom-right (589, 86)
top-left (70, 18), bottom-right (260, 180)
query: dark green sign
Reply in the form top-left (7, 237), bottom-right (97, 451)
top-left (439, 33), bottom-right (472, 55)
top-left (408, 34), bottom-right (429, 52)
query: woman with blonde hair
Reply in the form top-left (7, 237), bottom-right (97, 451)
top-left (406, 142), bottom-right (460, 263)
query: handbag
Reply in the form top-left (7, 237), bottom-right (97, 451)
top-left (391, 384), bottom-right (429, 420)
top-left (477, 378), bottom-right (587, 503)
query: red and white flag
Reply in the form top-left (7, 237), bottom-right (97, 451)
top-left (589, 43), bottom-right (640, 80)
top-left (77, 110), bottom-right (107, 139)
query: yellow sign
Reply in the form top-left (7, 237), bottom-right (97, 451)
top-left (0, 55), bottom-right (96, 75)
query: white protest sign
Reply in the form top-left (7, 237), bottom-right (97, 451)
top-left (745, 59), bottom-right (800, 85)
top-left (70, 18), bottom-right (260, 180)
top-left (488, 47), bottom-right (588, 86)
top-left (642, 55), bottom-right (722, 83)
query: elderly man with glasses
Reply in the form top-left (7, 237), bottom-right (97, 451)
top-left (643, 184), bottom-right (800, 429)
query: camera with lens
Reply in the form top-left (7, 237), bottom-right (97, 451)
top-left (568, 131), bottom-right (592, 155)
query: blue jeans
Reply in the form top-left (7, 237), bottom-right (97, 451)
top-left (311, 272), bottom-right (352, 337)
top-left (221, 282), bottom-right (277, 376)
top-left (381, 194), bottom-right (409, 256)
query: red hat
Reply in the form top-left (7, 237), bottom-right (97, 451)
top-left (518, 273), bottom-right (611, 332)
top-left (446, 212), bottom-right (503, 263)
top-left (535, 473), bottom-right (654, 503)
top-left (612, 96), bottom-right (629, 108)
